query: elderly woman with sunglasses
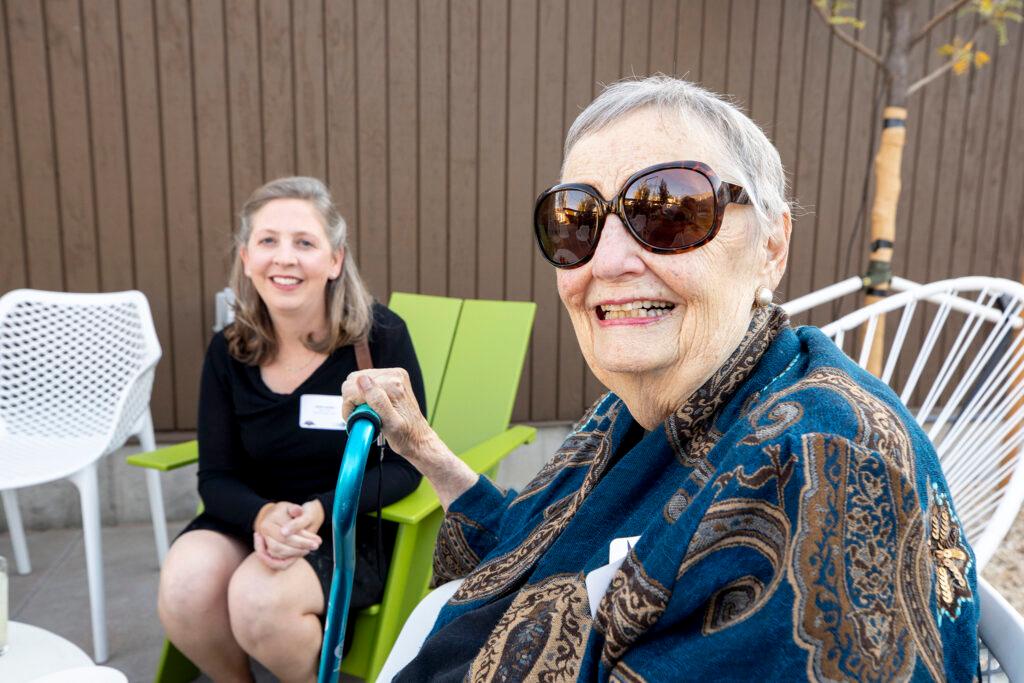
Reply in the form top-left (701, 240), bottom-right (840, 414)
top-left (344, 76), bottom-right (978, 681)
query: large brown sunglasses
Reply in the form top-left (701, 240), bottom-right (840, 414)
top-left (533, 160), bottom-right (750, 268)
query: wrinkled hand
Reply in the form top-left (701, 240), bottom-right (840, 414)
top-left (342, 368), bottom-right (479, 511)
top-left (341, 369), bottom-right (433, 460)
top-left (253, 500), bottom-right (323, 571)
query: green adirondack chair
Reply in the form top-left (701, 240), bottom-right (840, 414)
top-left (128, 293), bottom-right (536, 683)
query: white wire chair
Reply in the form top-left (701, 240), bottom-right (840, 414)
top-left (978, 576), bottom-right (1024, 681)
top-left (0, 289), bottom-right (162, 663)
top-left (807, 276), bottom-right (1024, 570)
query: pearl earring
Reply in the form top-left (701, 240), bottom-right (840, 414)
top-left (755, 286), bottom-right (773, 308)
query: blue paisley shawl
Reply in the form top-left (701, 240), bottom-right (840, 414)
top-left (429, 306), bottom-right (979, 682)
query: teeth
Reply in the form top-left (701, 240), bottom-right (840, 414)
top-left (272, 276), bottom-right (301, 285)
top-left (599, 300), bottom-right (675, 318)
top-left (599, 302), bottom-right (675, 320)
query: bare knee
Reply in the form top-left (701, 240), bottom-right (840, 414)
top-left (158, 531), bottom-right (246, 634)
top-left (227, 558), bottom-right (321, 654)
top-left (227, 563), bottom-right (289, 649)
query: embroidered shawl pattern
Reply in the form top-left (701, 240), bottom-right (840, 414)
top-left (427, 306), bottom-right (978, 682)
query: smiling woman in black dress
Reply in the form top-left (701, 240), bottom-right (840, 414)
top-left (157, 177), bottom-right (424, 683)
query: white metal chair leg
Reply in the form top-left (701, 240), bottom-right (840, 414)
top-left (1, 488), bottom-right (31, 574)
top-left (144, 469), bottom-right (168, 567)
top-left (71, 463), bottom-right (108, 663)
top-left (137, 411), bottom-right (168, 566)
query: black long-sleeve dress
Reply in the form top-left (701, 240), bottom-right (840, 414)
top-left (178, 303), bottom-right (426, 612)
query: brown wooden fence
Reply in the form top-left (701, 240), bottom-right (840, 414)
top-left (2, 0), bottom-right (1023, 431)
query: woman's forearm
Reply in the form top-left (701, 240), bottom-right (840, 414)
top-left (408, 429), bottom-right (479, 510)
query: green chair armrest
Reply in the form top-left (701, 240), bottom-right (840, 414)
top-left (126, 424), bottom-right (536, 520)
top-left (379, 425), bottom-right (536, 525)
top-left (126, 440), bottom-right (199, 472)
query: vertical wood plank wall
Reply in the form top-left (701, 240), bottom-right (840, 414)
top-left (2, 0), bottom-right (1023, 430)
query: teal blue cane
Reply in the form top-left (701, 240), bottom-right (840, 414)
top-left (318, 403), bottom-right (382, 683)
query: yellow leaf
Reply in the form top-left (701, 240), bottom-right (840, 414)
top-left (938, 42), bottom-right (956, 56)
top-left (953, 57), bottom-right (970, 74)
top-left (974, 50), bottom-right (991, 66)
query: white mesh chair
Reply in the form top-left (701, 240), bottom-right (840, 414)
top-left (806, 276), bottom-right (1024, 570)
top-left (135, 287), bottom-right (233, 565)
top-left (0, 289), bottom-right (162, 663)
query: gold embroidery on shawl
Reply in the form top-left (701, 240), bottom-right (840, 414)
top-left (466, 573), bottom-right (591, 682)
top-left (928, 482), bottom-right (973, 622)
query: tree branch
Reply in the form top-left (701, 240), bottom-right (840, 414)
top-left (910, 0), bottom-right (973, 47)
top-left (907, 59), bottom-right (956, 95)
top-left (907, 23), bottom-right (984, 96)
top-left (810, 1), bottom-right (885, 68)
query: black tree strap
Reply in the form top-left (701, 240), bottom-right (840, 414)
top-left (861, 258), bottom-right (893, 292)
top-left (870, 239), bottom-right (895, 252)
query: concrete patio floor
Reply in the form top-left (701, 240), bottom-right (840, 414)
top-left (3, 510), bottom-right (1023, 683)
top-left (0, 520), bottom-right (361, 683)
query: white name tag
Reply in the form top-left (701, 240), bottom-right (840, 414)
top-left (585, 535), bottom-right (641, 619)
top-left (299, 394), bottom-right (346, 431)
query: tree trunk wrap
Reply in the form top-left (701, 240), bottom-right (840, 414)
top-left (864, 106), bottom-right (907, 376)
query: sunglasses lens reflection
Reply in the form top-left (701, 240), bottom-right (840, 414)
top-left (623, 169), bottom-right (716, 250)
top-left (536, 189), bottom-right (601, 266)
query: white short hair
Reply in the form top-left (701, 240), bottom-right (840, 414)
top-left (564, 75), bottom-right (790, 239)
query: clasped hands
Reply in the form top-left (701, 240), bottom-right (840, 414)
top-left (252, 499), bottom-right (324, 570)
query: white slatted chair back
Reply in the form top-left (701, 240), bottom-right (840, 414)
top-left (0, 289), bottom-right (162, 465)
top-left (819, 276), bottom-right (1024, 569)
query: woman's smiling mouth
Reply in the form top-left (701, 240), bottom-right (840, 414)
top-left (270, 275), bottom-right (303, 289)
top-left (596, 299), bottom-right (676, 323)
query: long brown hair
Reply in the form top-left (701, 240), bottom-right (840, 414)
top-left (225, 177), bottom-right (374, 365)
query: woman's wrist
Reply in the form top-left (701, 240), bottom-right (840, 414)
top-left (411, 430), bottom-right (479, 509)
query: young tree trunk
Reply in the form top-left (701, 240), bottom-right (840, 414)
top-left (864, 0), bottom-right (912, 375)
